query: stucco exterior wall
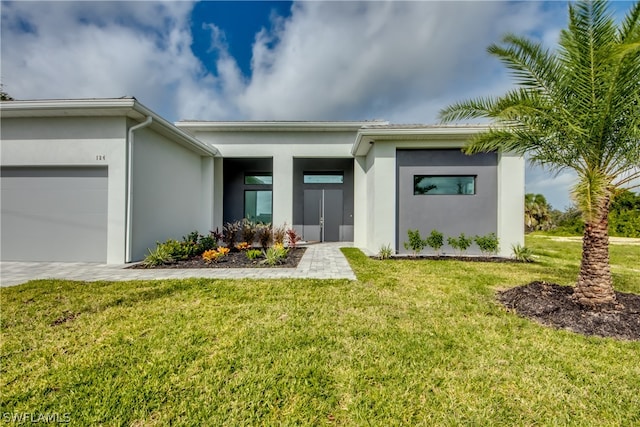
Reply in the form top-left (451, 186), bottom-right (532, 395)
top-left (354, 139), bottom-right (524, 258)
top-left (497, 152), bottom-right (525, 256)
top-left (182, 129), bottom-right (358, 228)
top-left (130, 125), bottom-right (214, 261)
top-left (367, 143), bottom-right (397, 251)
top-left (352, 156), bottom-right (369, 249)
top-left (0, 116), bottom-right (128, 263)
top-left (396, 149), bottom-right (498, 255)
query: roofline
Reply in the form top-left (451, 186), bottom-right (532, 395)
top-left (0, 98), bottom-right (218, 157)
top-left (176, 120), bottom-right (388, 133)
top-left (0, 97), bottom-right (135, 110)
top-left (132, 102), bottom-right (219, 156)
top-left (351, 125), bottom-right (492, 156)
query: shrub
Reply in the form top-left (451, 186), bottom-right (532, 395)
top-left (211, 228), bottom-right (224, 244)
top-left (202, 249), bottom-right (221, 264)
top-left (235, 242), bottom-right (251, 251)
top-left (256, 223), bottom-right (272, 248)
top-left (262, 244), bottom-right (289, 266)
top-left (223, 221), bottom-right (241, 249)
top-left (143, 244), bottom-right (174, 267)
top-left (202, 246), bottom-right (230, 264)
top-left (447, 233), bottom-right (472, 256)
top-left (161, 239), bottom-right (192, 261)
top-left (403, 229), bottom-right (426, 256)
top-left (246, 249), bottom-right (262, 261)
top-left (377, 244), bottom-right (393, 260)
top-left (217, 246), bottom-right (230, 256)
top-left (286, 228), bottom-right (301, 248)
top-left (425, 230), bottom-right (444, 255)
top-left (182, 231), bottom-right (200, 245)
top-left (512, 244), bottom-right (534, 262)
top-left (474, 233), bottom-right (499, 255)
top-left (240, 219), bottom-right (257, 244)
top-left (197, 234), bottom-right (217, 254)
top-left (180, 231), bottom-right (203, 258)
top-left (273, 225), bottom-right (286, 246)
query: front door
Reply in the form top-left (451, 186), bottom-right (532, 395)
top-left (303, 189), bottom-right (343, 242)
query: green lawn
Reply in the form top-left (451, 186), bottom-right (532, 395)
top-left (1, 236), bottom-right (639, 425)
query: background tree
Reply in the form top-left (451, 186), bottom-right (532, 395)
top-left (609, 189), bottom-right (640, 237)
top-left (524, 193), bottom-right (553, 232)
top-left (0, 84), bottom-right (14, 101)
top-left (440, 0), bottom-right (640, 306)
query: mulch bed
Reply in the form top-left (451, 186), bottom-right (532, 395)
top-left (499, 281), bottom-right (640, 341)
top-left (130, 247), bottom-right (306, 269)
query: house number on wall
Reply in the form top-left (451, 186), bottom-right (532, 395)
top-left (96, 155), bottom-right (106, 161)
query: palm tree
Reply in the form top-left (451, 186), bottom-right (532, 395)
top-left (525, 193), bottom-right (553, 232)
top-left (440, 0), bottom-right (640, 306)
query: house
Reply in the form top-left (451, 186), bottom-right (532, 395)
top-left (1, 98), bottom-right (524, 263)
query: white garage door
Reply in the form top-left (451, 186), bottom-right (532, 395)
top-left (1, 166), bottom-right (108, 262)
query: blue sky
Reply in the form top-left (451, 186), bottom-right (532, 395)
top-left (1, 1), bottom-right (636, 210)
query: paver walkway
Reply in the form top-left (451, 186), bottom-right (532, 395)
top-left (0, 242), bottom-right (357, 287)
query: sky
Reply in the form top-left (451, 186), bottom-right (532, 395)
top-left (1, 1), bottom-right (636, 210)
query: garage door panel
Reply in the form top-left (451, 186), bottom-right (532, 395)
top-left (1, 167), bottom-right (108, 262)
top-left (2, 189), bottom-right (106, 214)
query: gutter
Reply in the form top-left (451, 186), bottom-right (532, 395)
top-left (125, 116), bottom-right (153, 263)
top-left (175, 120), bottom-right (386, 133)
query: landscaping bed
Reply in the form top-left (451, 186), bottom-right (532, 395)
top-left (499, 281), bottom-right (640, 341)
top-left (130, 247), bottom-right (306, 269)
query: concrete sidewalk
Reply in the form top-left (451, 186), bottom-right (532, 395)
top-left (0, 242), bottom-right (357, 287)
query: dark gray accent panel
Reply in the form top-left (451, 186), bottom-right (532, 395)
top-left (396, 149), bottom-right (498, 255)
top-left (293, 158), bottom-right (353, 241)
top-left (223, 158), bottom-right (273, 224)
top-left (1, 166), bottom-right (108, 262)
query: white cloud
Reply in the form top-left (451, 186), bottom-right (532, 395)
top-left (1, 1), bottom-right (566, 122)
top-left (1, 0), bottom-right (577, 207)
top-left (228, 1), bottom-right (565, 121)
top-left (0, 0), bottom-right (230, 120)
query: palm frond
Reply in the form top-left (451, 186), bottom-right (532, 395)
top-left (438, 97), bottom-right (499, 123)
top-left (572, 168), bottom-right (611, 222)
top-left (441, 0), bottom-right (639, 209)
top-left (619, 0), bottom-right (640, 42)
top-left (487, 34), bottom-right (560, 95)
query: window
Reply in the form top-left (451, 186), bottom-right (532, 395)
top-left (245, 190), bottom-right (272, 223)
top-left (244, 174), bottom-right (272, 185)
top-left (303, 172), bottom-right (344, 184)
top-left (414, 176), bottom-right (475, 195)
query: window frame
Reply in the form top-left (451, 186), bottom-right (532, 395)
top-left (303, 172), bottom-right (344, 184)
top-left (244, 189), bottom-right (273, 223)
top-left (413, 175), bottom-right (476, 195)
top-left (244, 173), bottom-right (273, 185)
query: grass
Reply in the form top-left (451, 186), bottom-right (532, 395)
top-left (1, 236), bottom-right (639, 425)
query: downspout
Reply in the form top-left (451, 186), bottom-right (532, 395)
top-left (125, 116), bottom-right (153, 263)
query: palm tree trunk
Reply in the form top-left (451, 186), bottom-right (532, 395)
top-left (574, 196), bottom-right (616, 306)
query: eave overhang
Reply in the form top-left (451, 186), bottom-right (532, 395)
top-left (176, 120), bottom-right (388, 133)
top-left (351, 125), bottom-right (492, 156)
top-left (0, 98), bottom-right (219, 157)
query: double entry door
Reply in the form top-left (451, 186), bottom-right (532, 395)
top-left (303, 189), bottom-right (342, 242)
